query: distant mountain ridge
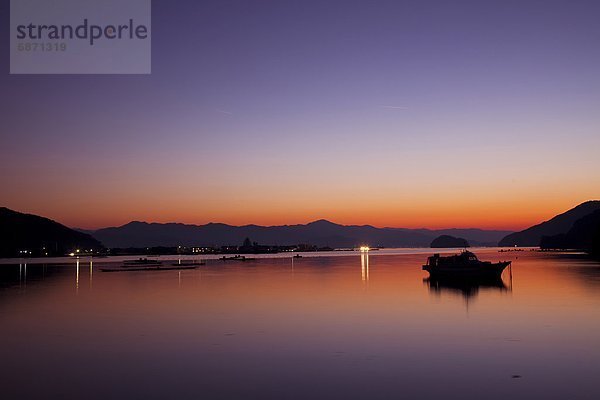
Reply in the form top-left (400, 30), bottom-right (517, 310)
top-left (499, 201), bottom-right (600, 247)
top-left (0, 207), bottom-right (103, 257)
top-left (92, 219), bottom-right (511, 248)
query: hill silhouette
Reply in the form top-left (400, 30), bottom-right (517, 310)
top-left (93, 220), bottom-right (510, 248)
top-left (498, 201), bottom-right (600, 247)
top-left (540, 210), bottom-right (600, 255)
top-left (0, 207), bottom-right (103, 257)
top-left (430, 235), bottom-right (469, 248)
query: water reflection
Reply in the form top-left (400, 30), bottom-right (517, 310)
top-left (361, 251), bottom-right (369, 282)
top-left (17, 263), bottom-right (28, 289)
top-left (552, 254), bottom-right (600, 288)
top-left (424, 274), bottom-right (509, 302)
top-left (1, 251), bottom-right (600, 400)
top-left (22, 263), bottom-right (27, 288)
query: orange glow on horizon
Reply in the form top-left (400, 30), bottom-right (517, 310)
top-left (7, 195), bottom-right (597, 232)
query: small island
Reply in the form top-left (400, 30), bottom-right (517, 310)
top-left (430, 235), bottom-right (470, 248)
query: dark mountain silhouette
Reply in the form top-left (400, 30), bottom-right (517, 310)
top-left (0, 207), bottom-right (103, 257)
top-left (430, 235), bottom-right (469, 248)
top-left (93, 219), bottom-right (511, 248)
top-left (498, 201), bottom-right (600, 247)
top-left (540, 210), bottom-right (600, 255)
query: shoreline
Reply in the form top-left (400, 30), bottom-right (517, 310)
top-left (0, 247), bottom-right (539, 265)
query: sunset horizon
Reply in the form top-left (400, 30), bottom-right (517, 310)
top-left (5, 197), bottom-right (598, 232)
top-left (3, 1), bottom-right (599, 235)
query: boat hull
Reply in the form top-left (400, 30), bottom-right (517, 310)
top-left (422, 261), bottom-right (510, 278)
top-left (101, 265), bottom-right (199, 272)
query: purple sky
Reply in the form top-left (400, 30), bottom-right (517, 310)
top-left (1, 0), bottom-right (599, 229)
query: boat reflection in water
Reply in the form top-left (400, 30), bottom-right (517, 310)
top-left (424, 274), bottom-right (509, 301)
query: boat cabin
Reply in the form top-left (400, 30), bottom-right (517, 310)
top-left (426, 251), bottom-right (480, 267)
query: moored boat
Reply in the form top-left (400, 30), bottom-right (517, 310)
top-left (101, 264), bottom-right (198, 272)
top-left (423, 251), bottom-right (510, 278)
top-left (220, 255), bottom-right (256, 261)
top-left (122, 258), bottom-right (162, 266)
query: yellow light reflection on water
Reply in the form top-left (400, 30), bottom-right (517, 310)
top-left (361, 251), bottom-right (369, 282)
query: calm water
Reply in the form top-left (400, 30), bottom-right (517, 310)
top-left (1, 249), bottom-right (599, 399)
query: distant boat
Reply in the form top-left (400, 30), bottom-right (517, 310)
top-left (293, 254), bottom-right (302, 259)
top-left (123, 258), bottom-right (162, 266)
top-left (423, 251), bottom-right (510, 278)
top-left (101, 264), bottom-right (198, 272)
top-left (220, 255), bottom-right (256, 261)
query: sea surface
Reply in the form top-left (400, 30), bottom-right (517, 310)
top-left (1, 248), bottom-right (599, 399)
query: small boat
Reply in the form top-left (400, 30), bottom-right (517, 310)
top-left (423, 251), bottom-right (510, 278)
top-left (123, 258), bottom-right (162, 266)
top-left (292, 254), bottom-right (303, 259)
top-left (101, 265), bottom-right (198, 272)
top-left (220, 255), bottom-right (256, 261)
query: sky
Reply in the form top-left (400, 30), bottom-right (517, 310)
top-left (1, 0), bottom-right (599, 230)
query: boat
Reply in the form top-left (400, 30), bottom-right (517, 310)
top-left (101, 264), bottom-right (198, 272)
top-left (422, 250), bottom-right (510, 278)
top-left (220, 255), bottom-right (256, 261)
top-left (122, 258), bottom-right (161, 266)
top-left (292, 254), bottom-right (303, 259)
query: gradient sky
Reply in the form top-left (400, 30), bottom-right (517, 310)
top-left (1, 0), bottom-right (599, 230)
